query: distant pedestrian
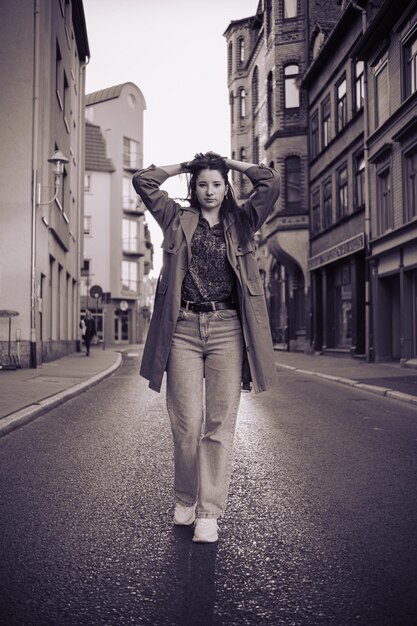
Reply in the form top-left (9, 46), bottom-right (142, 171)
top-left (80, 310), bottom-right (96, 356)
top-left (132, 152), bottom-right (280, 542)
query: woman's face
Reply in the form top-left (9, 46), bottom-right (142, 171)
top-left (195, 168), bottom-right (228, 213)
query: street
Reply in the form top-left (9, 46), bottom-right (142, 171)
top-left (1, 352), bottom-right (417, 626)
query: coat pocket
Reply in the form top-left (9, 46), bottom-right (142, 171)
top-left (247, 278), bottom-right (268, 326)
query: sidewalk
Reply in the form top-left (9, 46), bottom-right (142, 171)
top-left (273, 348), bottom-right (417, 407)
top-left (0, 345), bottom-right (129, 438)
top-left (1, 344), bottom-right (417, 439)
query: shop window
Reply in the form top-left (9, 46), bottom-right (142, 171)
top-left (285, 156), bottom-right (301, 212)
top-left (321, 95), bottom-right (331, 148)
top-left (311, 110), bottom-right (319, 159)
top-left (354, 60), bottom-right (364, 111)
top-left (284, 64), bottom-right (300, 109)
top-left (405, 147), bottom-right (417, 221)
top-left (404, 30), bottom-right (417, 99)
top-left (333, 262), bottom-right (352, 348)
top-left (336, 76), bottom-right (347, 132)
top-left (323, 178), bottom-right (332, 229)
top-left (337, 164), bottom-right (348, 220)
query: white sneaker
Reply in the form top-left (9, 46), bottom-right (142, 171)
top-left (173, 503), bottom-right (196, 526)
top-left (192, 518), bottom-right (219, 543)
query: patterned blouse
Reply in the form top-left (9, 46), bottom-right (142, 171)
top-left (181, 217), bottom-right (236, 303)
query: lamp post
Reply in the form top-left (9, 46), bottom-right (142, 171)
top-left (30, 150), bottom-right (69, 368)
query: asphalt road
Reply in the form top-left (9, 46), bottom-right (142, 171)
top-left (1, 352), bottom-right (417, 626)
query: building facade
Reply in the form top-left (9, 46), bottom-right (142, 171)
top-left (303, 4), bottom-right (369, 357)
top-left (224, 0), bottom-right (341, 351)
top-left (0, 0), bottom-right (89, 367)
top-left (83, 82), bottom-right (153, 346)
top-left (354, 0), bottom-right (417, 362)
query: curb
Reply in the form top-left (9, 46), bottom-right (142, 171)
top-left (0, 353), bottom-right (123, 439)
top-left (275, 362), bottom-right (417, 407)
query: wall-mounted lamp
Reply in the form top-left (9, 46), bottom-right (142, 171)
top-left (36, 150), bottom-right (69, 206)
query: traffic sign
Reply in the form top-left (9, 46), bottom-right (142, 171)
top-left (90, 285), bottom-right (103, 300)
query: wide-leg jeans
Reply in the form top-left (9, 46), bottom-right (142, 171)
top-left (166, 307), bottom-right (244, 519)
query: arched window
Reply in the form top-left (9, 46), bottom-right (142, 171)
top-left (267, 71), bottom-right (273, 126)
top-left (238, 37), bottom-right (245, 66)
top-left (252, 66), bottom-right (259, 113)
top-left (239, 88), bottom-right (246, 118)
top-left (228, 42), bottom-right (233, 75)
top-left (285, 156), bottom-right (301, 211)
top-left (284, 64), bottom-right (300, 109)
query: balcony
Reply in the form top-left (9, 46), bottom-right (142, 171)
top-left (122, 237), bottom-right (145, 257)
top-left (123, 196), bottom-right (145, 216)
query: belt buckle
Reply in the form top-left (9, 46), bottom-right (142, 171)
top-left (210, 301), bottom-right (216, 312)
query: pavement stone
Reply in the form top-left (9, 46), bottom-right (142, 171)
top-left (1, 344), bottom-right (417, 440)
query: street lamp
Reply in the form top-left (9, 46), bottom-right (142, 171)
top-left (30, 150), bottom-right (69, 368)
top-left (36, 150), bottom-right (69, 206)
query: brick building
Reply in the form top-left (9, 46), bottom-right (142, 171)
top-left (224, 0), bottom-right (341, 351)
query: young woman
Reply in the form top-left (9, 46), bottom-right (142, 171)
top-left (132, 152), bottom-right (280, 542)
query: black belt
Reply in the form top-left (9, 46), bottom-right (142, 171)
top-left (181, 299), bottom-right (236, 313)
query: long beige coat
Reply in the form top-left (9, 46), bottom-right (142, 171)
top-left (132, 164), bottom-right (280, 393)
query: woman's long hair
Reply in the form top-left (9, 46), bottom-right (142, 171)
top-left (187, 153), bottom-right (253, 245)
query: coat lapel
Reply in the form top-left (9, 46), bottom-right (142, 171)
top-left (179, 208), bottom-right (200, 262)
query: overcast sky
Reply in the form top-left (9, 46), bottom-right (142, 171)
top-left (82, 0), bottom-right (257, 273)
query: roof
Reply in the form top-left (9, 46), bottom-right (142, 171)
top-left (85, 122), bottom-right (115, 172)
top-left (85, 82), bottom-right (146, 108)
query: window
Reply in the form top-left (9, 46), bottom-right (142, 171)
top-left (354, 60), bottom-right (364, 111)
top-left (405, 148), bottom-right (417, 221)
top-left (253, 136), bottom-right (259, 164)
top-left (404, 32), bottom-right (417, 98)
top-left (285, 156), bottom-right (301, 212)
top-left (355, 154), bottom-right (365, 210)
top-left (322, 96), bottom-right (331, 148)
top-left (375, 60), bottom-right (389, 127)
top-left (252, 66), bottom-right (259, 113)
top-left (239, 88), bottom-right (246, 118)
top-left (266, 0), bottom-right (272, 35)
top-left (337, 164), bottom-right (348, 220)
top-left (123, 176), bottom-right (139, 210)
top-left (311, 111), bottom-right (319, 159)
top-left (230, 91), bottom-right (235, 124)
top-left (228, 42), bottom-right (233, 75)
top-left (122, 260), bottom-right (138, 292)
top-left (122, 219), bottom-right (139, 253)
top-left (284, 64), bottom-right (300, 109)
top-left (267, 72), bottom-right (274, 127)
top-left (336, 77), bottom-right (347, 132)
top-left (323, 179), bottom-right (332, 228)
top-left (123, 138), bottom-right (140, 169)
top-left (238, 37), bottom-right (245, 66)
top-left (84, 173), bottom-right (91, 191)
top-left (311, 188), bottom-right (321, 235)
top-left (56, 42), bottom-right (63, 109)
top-left (284, 0), bottom-right (297, 19)
top-left (83, 216), bottom-right (92, 236)
top-left (376, 166), bottom-right (392, 234)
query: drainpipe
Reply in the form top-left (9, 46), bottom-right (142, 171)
top-left (30, 0), bottom-right (41, 368)
top-left (76, 56), bottom-right (89, 352)
top-left (351, 1), bottom-right (372, 360)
